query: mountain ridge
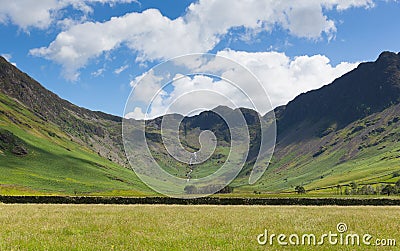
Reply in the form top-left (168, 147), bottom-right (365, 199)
top-left (275, 51), bottom-right (400, 139)
top-left (0, 56), bottom-right (126, 165)
top-left (1, 51), bottom-right (400, 195)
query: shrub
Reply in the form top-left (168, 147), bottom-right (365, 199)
top-left (313, 146), bottom-right (327, 157)
top-left (217, 185), bottom-right (234, 194)
top-left (350, 181), bottom-right (357, 191)
top-left (350, 125), bottom-right (365, 134)
top-left (184, 185), bottom-right (197, 194)
top-left (295, 186), bottom-right (306, 194)
top-left (382, 185), bottom-right (396, 196)
top-left (359, 185), bottom-right (375, 195)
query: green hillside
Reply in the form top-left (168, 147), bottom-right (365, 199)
top-left (236, 104), bottom-right (400, 194)
top-left (1, 52), bottom-right (400, 197)
top-left (0, 92), bottom-right (150, 196)
top-left (136, 103), bottom-right (400, 196)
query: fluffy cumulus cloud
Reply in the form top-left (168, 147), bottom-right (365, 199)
top-left (126, 50), bottom-right (359, 119)
top-left (30, 9), bottom-right (208, 80)
top-left (126, 74), bottom-right (246, 119)
top-left (0, 0), bottom-right (139, 30)
top-left (216, 50), bottom-right (359, 108)
top-left (27, 0), bottom-right (375, 80)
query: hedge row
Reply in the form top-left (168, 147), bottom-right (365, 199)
top-left (1, 196), bottom-right (400, 205)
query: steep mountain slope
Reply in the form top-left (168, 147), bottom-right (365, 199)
top-left (135, 106), bottom-right (264, 183)
top-left (276, 51), bottom-right (400, 141)
top-left (239, 52), bottom-right (400, 193)
top-left (0, 56), bottom-right (126, 166)
top-left (0, 58), bottom-right (150, 195)
top-left (242, 103), bottom-right (400, 193)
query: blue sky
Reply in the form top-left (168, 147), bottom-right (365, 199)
top-left (0, 0), bottom-right (399, 117)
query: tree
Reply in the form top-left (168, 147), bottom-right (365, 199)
top-left (295, 186), bottom-right (306, 194)
top-left (395, 179), bottom-right (400, 194)
top-left (382, 185), bottom-right (395, 196)
top-left (349, 181), bottom-right (358, 195)
top-left (359, 185), bottom-right (375, 195)
top-left (396, 179), bottom-right (400, 189)
top-left (217, 185), bottom-right (234, 194)
top-left (336, 184), bottom-right (342, 195)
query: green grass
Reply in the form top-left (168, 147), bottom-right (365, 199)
top-left (0, 204), bottom-right (398, 250)
top-left (235, 113), bottom-right (400, 194)
top-left (0, 92), bottom-right (151, 196)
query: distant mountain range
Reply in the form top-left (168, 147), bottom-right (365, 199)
top-left (1, 52), bottom-right (400, 195)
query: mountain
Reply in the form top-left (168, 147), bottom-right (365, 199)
top-left (1, 52), bottom-right (400, 195)
top-left (140, 51), bottom-right (400, 194)
top-left (276, 51), bottom-right (400, 139)
top-left (248, 51), bottom-right (400, 192)
top-left (0, 57), bottom-right (149, 195)
top-left (0, 57), bottom-right (128, 166)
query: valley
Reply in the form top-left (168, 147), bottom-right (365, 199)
top-left (1, 52), bottom-right (400, 197)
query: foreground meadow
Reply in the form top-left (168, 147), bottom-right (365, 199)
top-left (0, 204), bottom-right (398, 250)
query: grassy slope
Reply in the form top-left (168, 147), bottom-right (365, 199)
top-left (235, 105), bottom-right (400, 194)
top-left (136, 105), bottom-right (400, 196)
top-left (0, 92), bottom-right (151, 196)
top-left (1, 86), bottom-right (399, 196)
top-left (141, 105), bottom-right (400, 195)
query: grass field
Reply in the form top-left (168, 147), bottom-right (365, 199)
top-left (0, 204), bottom-right (398, 250)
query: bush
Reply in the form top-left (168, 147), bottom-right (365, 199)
top-left (358, 185), bottom-right (375, 195)
top-left (351, 125), bottom-right (365, 134)
top-left (382, 185), bottom-right (396, 196)
top-left (350, 181), bottom-right (358, 194)
top-left (217, 185), bottom-right (234, 194)
top-left (295, 186), bottom-right (306, 194)
top-left (1, 196), bottom-right (400, 206)
top-left (184, 185), bottom-right (197, 194)
top-left (313, 146), bottom-right (327, 157)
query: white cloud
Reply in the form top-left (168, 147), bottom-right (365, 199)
top-left (126, 51), bottom-right (359, 119)
top-left (216, 50), bottom-right (359, 109)
top-left (91, 67), bottom-right (105, 77)
top-left (0, 0), bottom-right (58, 30)
top-left (130, 69), bottom-right (166, 104)
top-left (28, 0), bottom-right (375, 79)
top-left (125, 107), bottom-right (145, 119)
top-left (0, 0), bottom-right (139, 30)
top-left (127, 74), bottom-right (252, 119)
top-left (30, 9), bottom-right (209, 81)
top-left (324, 0), bottom-right (375, 10)
top-left (280, 2), bottom-right (336, 39)
top-left (114, 64), bottom-right (129, 74)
